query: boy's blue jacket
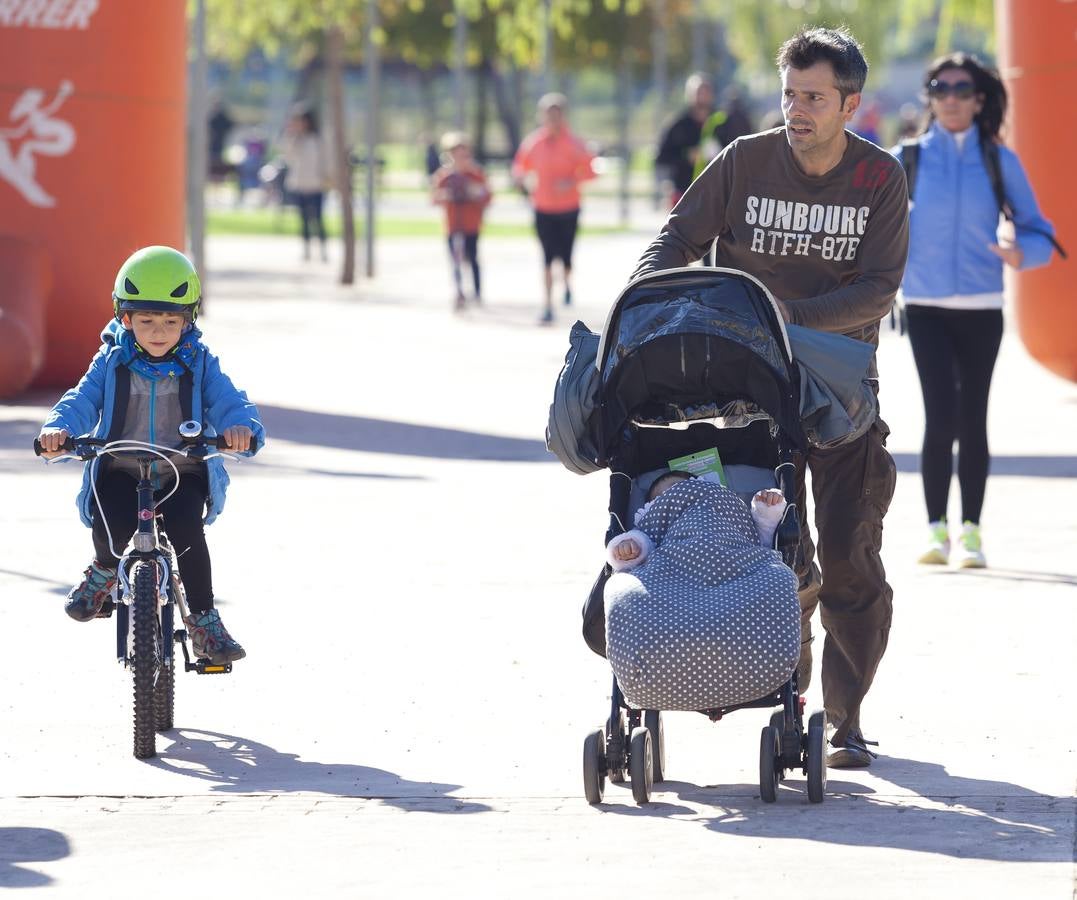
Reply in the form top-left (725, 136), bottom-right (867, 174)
top-left (44, 320), bottom-right (265, 527)
top-left (892, 123), bottom-right (1056, 299)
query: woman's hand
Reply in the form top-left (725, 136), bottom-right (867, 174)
top-left (222, 425), bottom-right (253, 452)
top-left (611, 539), bottom-right (641, 562)
top-left (37, 427), bottom-right (69, 458)
top-left (989, 241), bottom-right (1023, 269)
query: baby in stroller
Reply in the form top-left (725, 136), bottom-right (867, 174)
top-left (606, 470), bottom-right (788, 570)
top-left (602, 464), bottom-right (801, 714)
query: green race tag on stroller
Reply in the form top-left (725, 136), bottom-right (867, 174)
top-left (667, 447), bottom-right (727, 486)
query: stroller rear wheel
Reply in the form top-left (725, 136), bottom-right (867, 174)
top-left (806, 710), bottom-right (826, 803)
top-left (629, 726), bottom-right (653, 805)
top-left (644, 710), bottom-right (665, 783)
top-left (583, 728), bottom-right (606, 805)
top-left (759, 726), bottom-right (781, 803)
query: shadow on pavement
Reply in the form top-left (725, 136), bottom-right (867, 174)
top-left (0, 828), bottom-right (70, 888)
top-left (258, 405), bottom-right (550, 462)
top-left (0, 569), bottom-right (70, 596)
top-left (890, 451), bottom-right (1077, 478)
top-left (597, 759), bottom-right (1067, 862)
top-left (149, 729), bottom-right (491, 813)
top-left (923, 568), bottom-right (1077, 586)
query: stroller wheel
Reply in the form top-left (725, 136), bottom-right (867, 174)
top-left (644, 710), bottom-right (665, 783)
top-left (806, 710), bottom-right (826, 804)
top-left (607, 713), bottom-right (626, 783)
top-left (629, 726), bottom-right (653, 805)
top-left (759, 726), bottom-right (781, 803)
top-left (583, 728), bottom-right (606, 805)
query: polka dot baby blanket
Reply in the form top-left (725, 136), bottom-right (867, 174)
top-left (605, 478), bottom-right (800, 711)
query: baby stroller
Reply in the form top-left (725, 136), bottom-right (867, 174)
top-left (578, 267), bottom-right (826, 806)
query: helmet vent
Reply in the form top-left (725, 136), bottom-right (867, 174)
top-left (124, 277), bottom-right (139, 295)
top-left (170, 282), bottom-right (189, 298)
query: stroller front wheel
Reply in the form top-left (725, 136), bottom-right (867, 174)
top-left (583, 728), bottom-right (606, 805)
top-left (629, 726), bottom-right (653, 804)
top-left (759, 725), bottom-right (781, 803)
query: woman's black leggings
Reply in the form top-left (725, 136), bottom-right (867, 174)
top-left (296, 191), bottom-right (326, 244)
top-left (905, 305), bottom-right (1003, 524)
top-left (90, 470), bottom-right (214, 614)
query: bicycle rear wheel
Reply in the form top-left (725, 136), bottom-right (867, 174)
top-left (132, 561), bottom-right (162, 759)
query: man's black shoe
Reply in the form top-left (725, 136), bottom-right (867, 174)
top-left (827, 728), bottom-right (879, 769)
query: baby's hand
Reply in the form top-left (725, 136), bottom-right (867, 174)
top-left (611, 539), bottom-right (640, 562)
top-left (222, 425), bottom-right (253, 452)
top-left (753, 488), bottom-right (785, 507)
top-left (37, 427), bottom-right (69, 458)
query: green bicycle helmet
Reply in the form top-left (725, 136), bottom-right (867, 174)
top-left (112, 246), bottom-right (202, 320)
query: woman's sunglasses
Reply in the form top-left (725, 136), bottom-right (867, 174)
top-left (927, 79), bottom-right (977, 100)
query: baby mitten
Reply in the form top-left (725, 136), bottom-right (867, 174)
top-left (606, 529), bottom-right (654, 572)
top-left (750, 488), bottom-right (788, 548)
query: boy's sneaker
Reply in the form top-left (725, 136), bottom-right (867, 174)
top-left (538, 308), bottom-right (554, 325)
top-left (956, 521), bottom-right (987, 568)
top-left (65, 561), bottom-right (117, 621)
top-left (917, 520), bottom-right (950, 565)
top-left (183, 609), bottom-right (246, 664)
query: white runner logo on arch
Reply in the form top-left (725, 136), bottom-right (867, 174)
top-left (0, 80), bottom-right (76, 208)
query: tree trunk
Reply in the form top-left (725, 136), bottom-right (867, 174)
top-left (418, 66), bottom-right (438, 137)
top-left (326, 25), bottom-right (356, 285)
top-left (491, 62), bottom-right (521, 156)
top-left (475, 58), bottom-right (489, 164)
top-left (617, 42), bottom-right (631, 227)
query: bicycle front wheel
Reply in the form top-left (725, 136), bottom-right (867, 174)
top-left (131, 561), bottom-right (162, 759)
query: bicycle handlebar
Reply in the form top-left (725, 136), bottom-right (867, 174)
top-left (34, 434), bottom-right (233, 459)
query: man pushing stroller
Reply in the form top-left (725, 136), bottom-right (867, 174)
top-left (630, 26), bottom-right (908, 767)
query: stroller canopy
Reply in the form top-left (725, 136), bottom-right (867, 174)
top-left (597, 268), bottom-right (805, 453)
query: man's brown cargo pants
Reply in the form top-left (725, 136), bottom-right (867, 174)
top-left (795, 416), bottom-right (897, 748)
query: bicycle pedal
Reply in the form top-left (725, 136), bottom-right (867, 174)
top-left (96, 600), bottom-right (115, 619)
top-left (188, 659), bottom-right (232, 675)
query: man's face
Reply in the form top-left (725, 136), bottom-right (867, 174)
top-left (542, 105), bottom-right (565, 132)
top-left (781, 61), bottom-right (860, 159)
top-left (692, 82), bottom-right (715, 111)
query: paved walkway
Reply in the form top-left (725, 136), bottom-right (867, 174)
top-left (1, 230), bottom-right (1074, 897)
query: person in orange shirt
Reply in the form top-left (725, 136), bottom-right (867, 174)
top-left (432, 132), bottom-right (492, 311)
top-left (512, 94), bottom-right (597, 324)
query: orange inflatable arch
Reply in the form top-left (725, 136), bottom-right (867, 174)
top-left (0, 0), bottom-right (186, 396)
top-left (996, 0), bottom-right (1077, 382)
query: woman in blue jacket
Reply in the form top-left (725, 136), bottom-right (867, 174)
top-left (895, 53), bottom-right (1057, 568)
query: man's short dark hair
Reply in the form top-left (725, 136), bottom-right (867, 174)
top-left (776, 26), bottom-right (868, 103)
top-left (646, 470), bottom-right (694, 502)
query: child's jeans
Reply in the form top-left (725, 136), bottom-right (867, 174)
top-left (90, 469), bottom-right (214, 614)
top-left (448, 231), bottom-right (481, 297)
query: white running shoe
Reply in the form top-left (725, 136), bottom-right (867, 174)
top-left (917, 520), bottom-right (950, 565)
top-left (955, 521), bottom-right (986, 568)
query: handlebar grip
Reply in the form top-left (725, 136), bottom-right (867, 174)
top-left (216, 435), bottom-right (232, 450)
top-left (34, 436), bottom-right (75, 455)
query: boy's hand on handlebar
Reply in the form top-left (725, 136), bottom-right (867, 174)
top-left (221, 425), bottom-right (253, 452)
top-left (37, 427), bottom-right (70, 458)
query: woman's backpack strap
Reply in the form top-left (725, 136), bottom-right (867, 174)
top-left (899, 139), bottom-right (920, 203)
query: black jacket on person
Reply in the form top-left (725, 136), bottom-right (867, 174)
top-left (655, 109), bottom-right (707, 194)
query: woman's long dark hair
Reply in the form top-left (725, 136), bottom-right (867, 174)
top-left (921, 52), bottom-right (1007, 141)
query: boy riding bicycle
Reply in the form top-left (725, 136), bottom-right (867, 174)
top-left (36, 246), bottom-right (264, 665)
